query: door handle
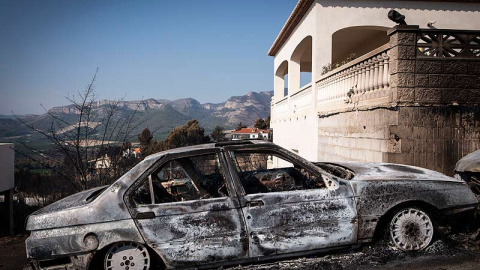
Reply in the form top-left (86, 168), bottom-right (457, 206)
top-left (246, 200), bottom-right (264, 207)
top-left (135, 211), bottom-right (155, 219)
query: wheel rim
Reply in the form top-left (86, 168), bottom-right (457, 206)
top-left (104, 242), bottom-right (150, 270)
top-left (389, 208), bottom-right (434, 251)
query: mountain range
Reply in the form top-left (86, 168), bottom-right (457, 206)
top-left (0, 91), bottom-right (273, 142)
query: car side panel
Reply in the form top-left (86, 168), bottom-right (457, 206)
top-left (131, 197), bottom-right (248, 268)
top-left (26, 219), bottom-right (144, 260)
top-left (242, 183), bottom-right (357, 257)
top-left (351, 180), bottom-right (478, 240)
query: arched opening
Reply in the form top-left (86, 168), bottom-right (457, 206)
top-left (291, 36), bottom-right (313, 92)
top-left (332, 26), bottom-right (389, 65)
top-left (275, 60), bottom-right (289, 99)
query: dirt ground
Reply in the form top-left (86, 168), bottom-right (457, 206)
top-left (0, 235), bottom-right (30, 270)
top-left (1, 233), bottom-right (480, 270)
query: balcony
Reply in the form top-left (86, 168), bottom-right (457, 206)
top-left (272, 27), bottom-right (480, 119)
top-left (317, 44), bottom-right (391, 116)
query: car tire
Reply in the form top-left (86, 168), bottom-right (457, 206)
top-left (104, 242), bottom-right (150, 270)
top-left (389, 207), bottom-right (434, 251)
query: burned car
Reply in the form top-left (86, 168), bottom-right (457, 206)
top-left (455, 149), bottom-right (480, 199)
top-left (26, 141), bottom-right (479, 269)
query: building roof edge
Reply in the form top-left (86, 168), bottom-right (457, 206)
top-left (268, 0), bottom-right (314, 57)
top-left (267, 0), bottom-right (480, 57)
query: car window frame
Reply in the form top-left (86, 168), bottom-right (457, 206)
top-left (223, 145), bottom-right (327, 196)
top-left (124, 148), bottom-right (238, 209)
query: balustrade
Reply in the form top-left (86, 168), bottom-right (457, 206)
top-left (317, 44), bottom-right (390, 111)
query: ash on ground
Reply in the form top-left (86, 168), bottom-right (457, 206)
top-left (226, 233), bottom-right (480, 270)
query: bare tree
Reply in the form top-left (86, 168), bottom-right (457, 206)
top-left (15, 70), bottom-right (144, 191)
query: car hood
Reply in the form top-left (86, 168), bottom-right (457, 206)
top-left (333, 162), bottom-right (462, 183)
top-left (455, 149), bottom-right (480, 173)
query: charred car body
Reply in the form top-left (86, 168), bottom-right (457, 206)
top-left (455, 149), bottom-right (480, 199)
top-left (26, 141), bottom-right (479, 269)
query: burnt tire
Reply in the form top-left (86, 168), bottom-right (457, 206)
top-left (389, 207), bottom-right (434, 251)
top-left (104, 242), bottom-right (150, 270)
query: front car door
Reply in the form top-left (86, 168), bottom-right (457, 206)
top-left (225, 145), bottom-right (357, 258)
top-left (127, 149), bottom-right (248, 268)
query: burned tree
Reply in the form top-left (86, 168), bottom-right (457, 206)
top-left (15, 70), bottom-right (143, 191)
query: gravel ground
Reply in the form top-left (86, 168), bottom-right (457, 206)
top-left (0, 235), bottom-right (29, 270)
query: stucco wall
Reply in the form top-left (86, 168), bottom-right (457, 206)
top-left (271, 3), bottom-right (319, 161)
top-left (272, 103), bottom-right (318, 161)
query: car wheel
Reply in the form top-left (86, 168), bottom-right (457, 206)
top-left (104, 242), bottom-right (150, 270)
top-left (389, 207), bottom-right (434, 251)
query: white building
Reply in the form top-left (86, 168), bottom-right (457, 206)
top-left (232, 128), bottom-right (270, 140)
top-left (269, 0), bottom-right (480, 175)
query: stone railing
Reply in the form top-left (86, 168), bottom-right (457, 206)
top-left (316, 44), bottom-right (391, 114)
top-left (272, 83), bottom-right (313, 116)
top-left (290, 83), bottom-right (312, 113)
top-left (273, 96), bottom-right (289, 115)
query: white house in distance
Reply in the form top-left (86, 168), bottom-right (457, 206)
top-left (269, 0), bottom-right (480, 175)
top-left (232, 128), bottom-right (270, 140)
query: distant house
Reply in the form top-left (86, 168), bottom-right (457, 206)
top-left (123, 147), bottom-right (141, 158)
top-left (232, 128), bottom-right (270, 140)
top-left (88, 154), bottom-right (111, 170)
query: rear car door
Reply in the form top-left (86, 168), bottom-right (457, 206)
top-left (127, 150), bottom-right (248, 268)
top-left (225, 147), bottom-right (357, 258)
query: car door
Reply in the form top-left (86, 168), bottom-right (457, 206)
top-left (225, 147), bottom-right (357, 258)
top-left (128, 150), bottom-right (248, 268)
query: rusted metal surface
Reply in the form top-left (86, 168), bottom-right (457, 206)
top-left (25, 141), bottom-right (479, 269)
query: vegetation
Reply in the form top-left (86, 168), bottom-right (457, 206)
top-left (14, 70), bottom-right (143, 193)
top-left (235, 122), bottom-right (247, 131)
top-left (321, 53), bottom-right (357, 75)
top-left (254, 116), bottom-right (270, 130)
top-left (210, 125), bottom-right (227, 142)
top-left (140, 120), bottom-right (212, 156)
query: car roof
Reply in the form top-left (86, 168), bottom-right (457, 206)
top-left (143, 140), bottom-right (274, 161)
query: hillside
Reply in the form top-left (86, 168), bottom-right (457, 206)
top-left (0, 91), bottom-right (272, 142)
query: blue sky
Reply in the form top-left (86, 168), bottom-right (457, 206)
top-left (0, 0), bottom-right (296, 115)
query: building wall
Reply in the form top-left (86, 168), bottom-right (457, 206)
top-left (271, 2), bottom-right (319, 161)
top-left (316, 27), bottom-right (480, 176)
top-left (314, 0), bottom-right (480, 78)
top-left (388, 107), bottom-right (480, 175)
top-left (317, 108), bottom-right (397, 162)
top-left (317, 106), bottom-right (480, 176)
top-left (271, 0), bottom-right (480, 162)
